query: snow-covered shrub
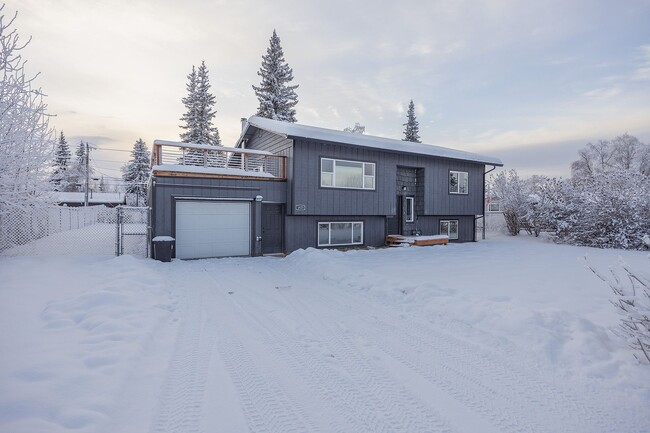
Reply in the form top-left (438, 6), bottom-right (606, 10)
top-left (490, 171), bottom-right (563, 237)
top-left (558, 170), bottom-right (650, 249)
top-left (586, 257), bottom-right (650, 363)
top-left (491, 170), bottom-right (527, 235)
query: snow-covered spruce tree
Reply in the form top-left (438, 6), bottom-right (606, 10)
top-left (68, 140), bottom-right (91, 192)
top-left (179, 61), bottom-right (221, 146)
top-left (252, 30), bottom-right (299, 122)
top-left (0, 6), bottom-right (55, 248)
top-left (344, 123), bottom-right (365, 134)
top-left (98, 175), bottom-right (107, 192)
top-left (179, 62), bottom-right (222, 166)
top-left (122, 138), bottom-right (150, 206)
top-left (585, 257), bottom-right (650, 363)
top-left (51, 131), bottom-right (72, 191)
top-left (402, 100), bottom-right (421, 143)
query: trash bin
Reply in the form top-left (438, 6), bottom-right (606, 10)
top-left (152, 236), bottom-right (175, 262)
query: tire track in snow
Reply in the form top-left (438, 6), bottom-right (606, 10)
top-left (254, 260), bottom-right (625, 433)
top-left (149, 277), bottom-right (214, 433)
top-left (205, 271), bottom-right (322, 433)
top-left (207, 270), bottom-right (455, 433)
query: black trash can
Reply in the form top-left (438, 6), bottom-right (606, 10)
top-left (152, 236), bottom-right (175, 262)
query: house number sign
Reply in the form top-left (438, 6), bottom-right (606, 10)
top-left (295, 204), bottom-right (306, 211)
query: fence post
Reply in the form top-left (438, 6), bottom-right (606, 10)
top-left (115, 207), bottom-right (122, 257)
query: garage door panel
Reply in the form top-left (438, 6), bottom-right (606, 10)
top-left (175, 201), bottom-right (250, 259)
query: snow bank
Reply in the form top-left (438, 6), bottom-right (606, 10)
top-left (2, 235), bottom-right (649, 432)
top-left (0, 255), bottom-right (180, 433)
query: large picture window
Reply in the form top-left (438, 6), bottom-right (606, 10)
top-left (449, 171), bottom-right (469, 194)
top-left (321, 158), bottom-right (375, 190)
top-left (440, 220), bottom-right (459, 240)
top-left (318, 222), bottom-right (363, 246)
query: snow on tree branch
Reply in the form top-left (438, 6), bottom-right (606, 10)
top-left (252, 30), bottom-right (299, 123)
top-left (0, 5), bottom-right (54, 224)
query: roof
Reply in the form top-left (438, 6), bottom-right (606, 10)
top-left (56, 192), bottom-right (126, 204)
top-left (238, 116), bottom-right (503, 166)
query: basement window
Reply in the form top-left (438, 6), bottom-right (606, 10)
top-left (318, 222), bottom-right (363, 246)
top-left (440, 220), bottom-right (459, 240)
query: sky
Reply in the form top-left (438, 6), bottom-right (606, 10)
top-left (6, 0), bottom-right (650, 183)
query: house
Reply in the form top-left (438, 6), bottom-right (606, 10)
top-left (56, 192), bottom-right (126, 207)
top-left (149, 116), bottom-right (503, 259)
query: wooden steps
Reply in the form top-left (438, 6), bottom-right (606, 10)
top-left (386, 234), bottom-right (449, 247)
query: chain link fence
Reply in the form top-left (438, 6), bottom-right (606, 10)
top-left (0, 205), bottom-right (150, 257)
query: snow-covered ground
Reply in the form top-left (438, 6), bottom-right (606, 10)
top-left (1, 234), bottom-right (649, 433)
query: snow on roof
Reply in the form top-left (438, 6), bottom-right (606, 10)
top-left (152, 164), bottom-right (276, 178)
top-left (243, 116), bottom-right (503, 166)
top-left (153, 139), bottom-right (273, 156)
top-left (56, 192), bottom-right (125, 204)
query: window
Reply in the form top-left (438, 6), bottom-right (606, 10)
top-left (321, 158), bottom-right (375, 190)
top-left (449, 171), bottom-right (469, 194)
top-left (318, 222), bottom-right (363, 246)
top-left (405, 197), bottom-right (415, 222)
top-left (440, 220), bottom-right (459, 240)
top-left (488, 202), bottom-right (501, 212)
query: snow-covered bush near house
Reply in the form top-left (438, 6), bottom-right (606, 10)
top-left (491, 168), bottom-right (650, 249)
top-left (558, 170), bottom-right (650, 249)
top-left (2, 235), bottom-right (650, 433)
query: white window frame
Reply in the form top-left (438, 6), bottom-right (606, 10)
top-left (488, 202), bottom-right (501, 212)
top-left (449, 171), bottom-right (469, 195)
top-left (405, 196), bottom-right (415, 222)
top-left (318, 221), bottom-right (364, 246)
top-left (439, 219), bottom-right (459, 240)
top-left (321, 158), bottom-right (376, 190)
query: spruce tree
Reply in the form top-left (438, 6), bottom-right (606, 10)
top-left (252, 30), bottom-right (299, 122)
top-left (402, 100), bottom-right (421, 143)
top-left (179, 61), bottom-right (221, 145)
top-left (122, 138), bottom-right (151, 206)
top-left (51, 131), bottom-right (71, 191)
top-left (69, 140), bottom-right (86, 192)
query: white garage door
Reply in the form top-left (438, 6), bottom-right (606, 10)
top-left (175, 201), bottom-right (250, 259)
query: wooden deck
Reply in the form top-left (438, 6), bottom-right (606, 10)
top-left (386, 234), bottom-right (449, 247)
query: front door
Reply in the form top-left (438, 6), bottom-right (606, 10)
top-left (262, 204), bottom-right (283, 254)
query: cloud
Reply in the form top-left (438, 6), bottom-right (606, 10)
top-left (582, 86), bottom-right (622, 99)
top-left (633, 44), bottom-right (650, 81)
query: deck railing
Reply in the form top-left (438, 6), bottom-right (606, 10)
top-left (151, 140), bottom-right (286, 180)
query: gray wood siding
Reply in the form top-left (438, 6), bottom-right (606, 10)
top-left (430, 161), bottom-right (485, 216)
top-left (245, 129), bottom-right (294, 212)
top-left (417, 215), bottom-right (476, 242)
top-left (151, 175), bottom-right (286, 239)
top-left (284, 215), bottom-right (386, 252)
top-left (292, 138), bottom-right (485, 217)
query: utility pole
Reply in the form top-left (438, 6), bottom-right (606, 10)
top-left (84, 142), bottom-right (90, 207)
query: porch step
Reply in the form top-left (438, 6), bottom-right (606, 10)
top-left (385, 234), bottom-right (449, 247)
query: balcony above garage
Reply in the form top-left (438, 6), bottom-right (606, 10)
top-left (151, 139), bottom-right (286, 181)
